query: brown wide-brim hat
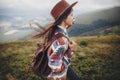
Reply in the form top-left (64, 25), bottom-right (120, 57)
top-left (51, 0), bottom-right (78, 23)
top-left (31, 0), bottom-right (78, 38)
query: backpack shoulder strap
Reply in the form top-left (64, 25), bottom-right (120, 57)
top-left (45, 33), bottom-right (69, 50)
top-left (55, 32), bottom-right (70, 42)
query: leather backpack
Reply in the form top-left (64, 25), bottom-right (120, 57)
top-left (30, 33), bottom-right (66, 76)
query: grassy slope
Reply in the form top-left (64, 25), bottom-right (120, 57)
top-left (78, 25), bottom-right (120, 36)
top-left (0, 35), bottom-right (120, 80)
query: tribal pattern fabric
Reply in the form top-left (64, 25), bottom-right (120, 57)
top-left (47, 26), bottom-right (72, 79)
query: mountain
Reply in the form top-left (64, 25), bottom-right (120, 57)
top-left (0, 7), bottom-right (120, 42)
top-left (68, 7), bottom-right (120, 36)
top-left (0, 11), bottom-right (49, 42)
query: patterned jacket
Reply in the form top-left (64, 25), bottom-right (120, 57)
top-left (47, 25), bottom-right (73, 78)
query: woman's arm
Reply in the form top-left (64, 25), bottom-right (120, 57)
top-left (48, 36), bottom-right (68, 73)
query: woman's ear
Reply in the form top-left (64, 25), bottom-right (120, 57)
top-left (60, 20), bottom-right (66, 26)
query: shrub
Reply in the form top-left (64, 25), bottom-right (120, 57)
top-left (79, 41), bottom-right (88, 47)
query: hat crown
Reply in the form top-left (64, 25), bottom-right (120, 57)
top-left (51, 0), bottom-right (70, 20)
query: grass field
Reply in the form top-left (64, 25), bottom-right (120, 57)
top-left (0, 35), bottom-right (120, 80)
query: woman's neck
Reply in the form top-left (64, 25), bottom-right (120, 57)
top-left (59, 21), bottom-right (68, 29)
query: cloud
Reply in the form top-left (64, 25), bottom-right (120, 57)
top-left (0, 0), bottom-right (120, 15)
top-left (21, 23), bottom-right (31, 29)
top-left (0, 21), bottom-right (12, 29)
top-left (71, 0), bottom-right (120, 14)
top-left (4, 29), bottom-right (19, 35)
top-left (76, 0), bottom-right (120, 10)
top-left (1, 0), bottom-right (119, 10)
top-left (0, 0), bottom-right (16, 8)
top-left (14, 16), bottom-right (22, 21)
top-left (0, 0), bottom-right (57, 10)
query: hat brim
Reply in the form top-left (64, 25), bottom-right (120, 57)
top-left (55, 1), bottom-right (78, 23)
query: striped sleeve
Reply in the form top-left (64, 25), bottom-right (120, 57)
top-left (51, 37), bottom-right (68, 54)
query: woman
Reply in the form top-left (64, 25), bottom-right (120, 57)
top-left (32, 0), bottom-right (80, 80)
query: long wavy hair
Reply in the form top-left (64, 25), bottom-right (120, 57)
top-left (31, 8), bottom-right (73, 45)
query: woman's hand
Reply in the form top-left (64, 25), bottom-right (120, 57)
top-left (69, 40), bottom-right (77, 51)
top-left (52, 64), bottom-right (65, 73)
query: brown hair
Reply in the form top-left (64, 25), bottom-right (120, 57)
top-left (31, 8), bottom-right (73, 45)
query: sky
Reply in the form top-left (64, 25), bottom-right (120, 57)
top-left (0, 0), bottom-right (120, 15)
top-left (0, 0), bottom-right (120, 41)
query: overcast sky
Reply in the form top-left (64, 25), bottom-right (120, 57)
top-left (0, 0), bottom-right (120, 41)
top-left (0, 0), bottom-right (120, 16)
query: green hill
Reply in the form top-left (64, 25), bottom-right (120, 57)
top-left (0, 35), bottom-right (120, 80)
top-left (79, 25), bottom-right (120, 36)
top-left (68, 7), bottom-right (120, 36)
top-left (76, 7), bottom-right (120, 24)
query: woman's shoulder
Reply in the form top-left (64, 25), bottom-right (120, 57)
top-left (52, 26), bottom-right (69, 44)
top-left (54, 26), bottom-right (65, 35)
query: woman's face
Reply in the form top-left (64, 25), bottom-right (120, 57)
top-left (64, 11), bottom-right (74, 27)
